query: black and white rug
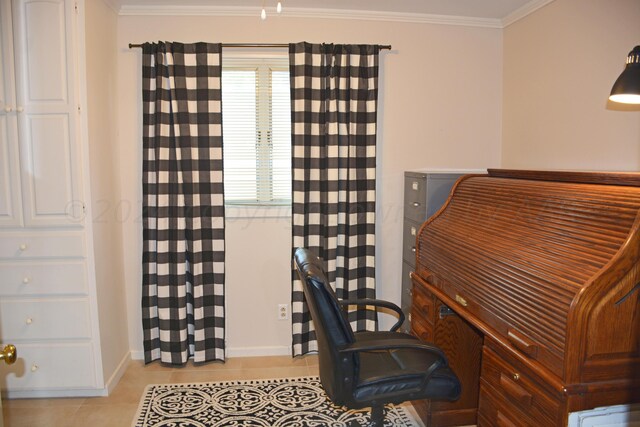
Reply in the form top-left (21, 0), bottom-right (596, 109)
top-left (132, 376), bottom-right (422, 426)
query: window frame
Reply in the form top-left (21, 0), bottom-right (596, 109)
top-left (221, 50), bottom-right (291, 209)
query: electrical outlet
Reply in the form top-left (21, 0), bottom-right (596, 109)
top-left (278, 304), bottom-right (289, 320)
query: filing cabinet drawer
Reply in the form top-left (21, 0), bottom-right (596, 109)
top-left (404, 175), bottom-right (428, 223)
top-left (0, 233), bottom-right (85, 259)
top-left (0, 261), bottom-right (87, 296)
top-left (0, 298), bottom-right (92, 340)
top-left (1, 343), bottom-right (97, 391)
top-left (402, 220), bottom-right (420, 265)
top-left (401, 262), bottom-right (413, 311)
top-left (479, 345), bottom-right (562, 426)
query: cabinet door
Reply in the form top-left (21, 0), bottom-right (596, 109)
top-left (0, 1), bottom-right (22, 228)
top-left (12, 0), bottom-right (84, 227)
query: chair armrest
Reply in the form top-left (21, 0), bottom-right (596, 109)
top-left (338, 338), bottom-right (447, 361)
top-left (340, 298), bottom-right (405, 332)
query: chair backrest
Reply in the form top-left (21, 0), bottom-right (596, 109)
top-left (293, 248), bottom-right (356, 403)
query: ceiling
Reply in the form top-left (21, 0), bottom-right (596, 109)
top-left (113, 0), bottom-right (546, 21)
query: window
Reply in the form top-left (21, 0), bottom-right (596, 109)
top-left (222, 55), bottom-right (291, 205)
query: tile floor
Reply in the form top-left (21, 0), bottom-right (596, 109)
top-left (2, 355), bottom-right (320, 427)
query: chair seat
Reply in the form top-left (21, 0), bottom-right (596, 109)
top-left (352, 331), bottom-right (461, 405)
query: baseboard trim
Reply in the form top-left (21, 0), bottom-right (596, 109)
top-left (104, 351), bottom-right (131, 395)
top-left (129, 346), bottom-right (291, 360)
top-left (4, 387), bottom-right (108, 399)
top-left (227, 345), bottom-right (291, 358)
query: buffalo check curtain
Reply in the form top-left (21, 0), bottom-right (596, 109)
top-left (289, 42), bottom-right (380, 356)
top-left (141, 42), bottom-right (225, 365)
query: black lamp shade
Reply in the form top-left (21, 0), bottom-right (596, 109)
top-left (609, 46), bottom-right (640, 104)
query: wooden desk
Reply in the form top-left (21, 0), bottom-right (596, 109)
top-left (410, 170), bottom-right (640, 427)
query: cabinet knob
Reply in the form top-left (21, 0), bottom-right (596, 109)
top-left (512, 373), bottom-right (520, 381)
top-left (0, 344), bottom-right (17, 365)
top-left (22, 277), bottom-right (30, 284)
top-left (412, 202), bottom-right (420, 207)
top-left (19, 243), bottom-right (27, 251)
top-left (411, 247), bottom-right (416, 253)
top-left (25, 317), bottom-right (33, 325)
top-left (16, 106), bottom-right (24, 113)
top-left (3, 106), bottom-right (12, 113)
top-left (31, 364), bottom-right (39, 372)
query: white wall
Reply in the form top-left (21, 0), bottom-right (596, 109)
top-left (116, 14), bottom-right (503, 358)
top-left (84, 0), bottom-right (130, 380)
top-left (502, 0), bottom-right (640, 170)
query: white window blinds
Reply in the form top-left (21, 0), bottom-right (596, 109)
top-left (222, 56), bottom-right (291, 205)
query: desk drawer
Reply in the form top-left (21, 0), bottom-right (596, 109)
top-left (479, 382), bottom-right (531, 427)
top-left (411, 313), bottom-right (433, 342)
top-left (480, 345), bottom-right (561, 426)
top-left (412, 282), bottom-right (435, 326)
top-left (0, 298), bottom-right (91, 340)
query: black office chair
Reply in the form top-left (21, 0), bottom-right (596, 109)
top-left (293, 248), bottom-right (461, 426)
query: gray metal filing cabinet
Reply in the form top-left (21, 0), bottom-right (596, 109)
top-left (401, 171), bottom-right (472, 332)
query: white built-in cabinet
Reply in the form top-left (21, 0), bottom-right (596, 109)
top-left (0, 0), bottom-right (111, 397)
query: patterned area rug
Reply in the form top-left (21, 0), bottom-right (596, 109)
top-left (132, 376), bottom-right (422, 426)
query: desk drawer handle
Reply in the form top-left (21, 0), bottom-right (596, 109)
top-left (507, 328), bottom-right (539, 358)
top-left (499, 372), bottom-right (532, 408)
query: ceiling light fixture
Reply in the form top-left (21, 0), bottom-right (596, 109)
top-left (609, 46), bottom-right (640, 104)
top-left (261, 1), bottom-right (282, 20)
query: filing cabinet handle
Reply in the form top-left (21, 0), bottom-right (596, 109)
top-left (499, 372), bottom-right (532, 408)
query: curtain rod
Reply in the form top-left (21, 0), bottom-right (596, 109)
top-left (128, 43), bottom-right (391, 50)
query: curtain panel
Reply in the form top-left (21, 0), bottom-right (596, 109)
top-left (289, 42), bottom-right (380, 356)
top-left (141, 42), bottom-right (225, 364)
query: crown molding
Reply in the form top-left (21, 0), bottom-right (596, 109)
top-left (119, 0), bottom-right (556, 29)
top-left (502, 0), bottom-right (556, 28)
top-left (100, 0), bottom-right (120, 14)
top-left (118, 5), bottom-right (503, 28)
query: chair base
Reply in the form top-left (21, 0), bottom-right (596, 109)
top-left (346, 405), bottom-right (385, 427)
top-left (370, 404), bottom-right (385, 426)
